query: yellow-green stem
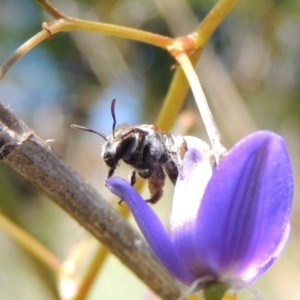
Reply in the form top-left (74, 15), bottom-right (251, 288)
top-left (74, 245), bottom-right (108, 300)
top-left (0, 17), bottom-right (173, 80)
top-left (195, 0), bottom-right (240, 49)
top-left (155, 52), bottom-right (201, 131)
top-left (157, 0), bottom-right (240, 132)
top-left (35, 0), bottom-right (173, 48)
top-left (0, 19), bottom-right (65, 80)
top-left (0, 213), bottom-right (61, 273)
top-left (203, 281), bottom-right (230, 300)
top-left (65, 17), bottom-right (173, 48)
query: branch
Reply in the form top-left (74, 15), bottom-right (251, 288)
top-left (0, 101), bottom-right (181, 300)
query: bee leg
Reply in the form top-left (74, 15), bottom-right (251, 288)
top-left (108, 168), bottom-right (115, 178)
top-left (165, 135), bottom-right (187, 184)
top-left (164, 160), bottom-right (178, 185)
top-left (146, 166), bottom-right (165, 204)
top-left (129, 169), bottom-right (136, 186)
top-left (138, 169), bottom-right (152, 179)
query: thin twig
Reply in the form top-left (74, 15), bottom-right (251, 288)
top-left (35, 0), bottom-right (67, 19)
top-left (174, 53), bottom-right (226, 159)
top-left (0, 101), bottom-right (181, 300)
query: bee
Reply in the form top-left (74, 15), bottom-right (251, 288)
top-left (71, 99), bottom-right (187, 204)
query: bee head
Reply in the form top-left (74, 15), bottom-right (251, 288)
top-left (102, 128), bottom-right (137, 168)
top-left (71, 99), bottom-right (122, 168)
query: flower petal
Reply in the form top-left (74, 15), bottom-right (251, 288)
top-left (170, 136), bottom-right (214, 278)
top-left (106, 177), bottom-right (195, 285)
top-left (193, 131), bottom-right (293, 283)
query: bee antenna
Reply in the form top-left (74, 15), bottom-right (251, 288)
top-left (111, 99), bottom-right (117, 139)
top-left (71, 124), bottom-right (108, 141)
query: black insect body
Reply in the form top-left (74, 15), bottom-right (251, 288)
top-left (71, 99), bottom-right (187, 204)
top-left (103, 123), bottom-right (187, 203)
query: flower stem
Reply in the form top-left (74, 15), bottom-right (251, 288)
top-left (174, 53), bottom-right (226, 157)
top-left (0, 212), bottom-right (61, 273)
top-left (203, 281), bottom-right (231, 300)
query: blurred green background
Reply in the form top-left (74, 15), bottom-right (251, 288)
top-left (0, 0), bottom-right (299, 299)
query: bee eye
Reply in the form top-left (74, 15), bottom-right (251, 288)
top-left (117, 136), bottom-right (137, 157)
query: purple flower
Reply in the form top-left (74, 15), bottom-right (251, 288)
top-left (106, 131), bottom-right (293, 289)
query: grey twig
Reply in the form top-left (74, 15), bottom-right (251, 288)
top-left (0, 101), bottom-right (181, 300)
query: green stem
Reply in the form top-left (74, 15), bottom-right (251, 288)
top-left (0, 20), bottom-right (65, 80)
top-left (35, 0), bottom-right (173, 48)
top-left (195, 0), bottom-right (241, 49)
top-left (203, 281), bottom-right (230, 300)
top-left (158, 0), bottom-right (240, 131)
top-left (64, 17), bottom-right (173, 48)
top-left (0, 212), bottom-right (61, 273)
top-left (73, 244), bottom-right (108, 300)
top-left (0, 16), bottom-right (172, 80)
top-left (0, 1), bottom-right (174, 80)
top-left (155, 52), bottom-right (201, 131)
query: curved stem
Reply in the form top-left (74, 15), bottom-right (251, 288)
top-left (34, 0), bottom-right (173, 48)
top-left (0, 212), bottom-right (61, 273)
top-left (0, 12), bottom-right (173, 80)
top-left (1, 0), bottom-right (239, 82)
top-left (0, 19), bottom-right (65, 80)
top-left (64, 17), bottom-right (173, 48)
